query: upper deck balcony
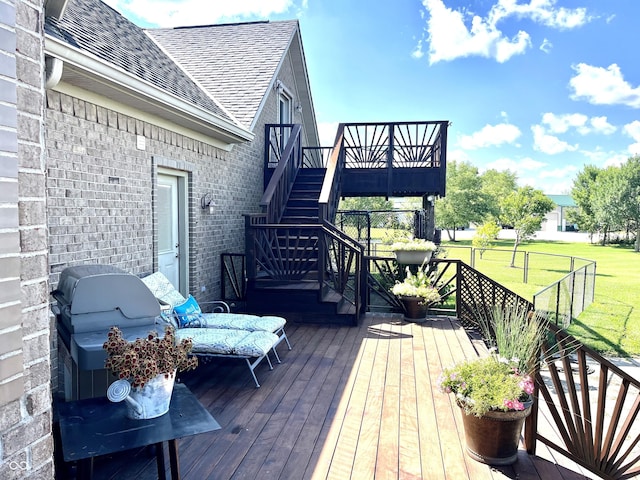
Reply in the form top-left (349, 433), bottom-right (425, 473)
top-left (338, 121), bottom-right (448, 198)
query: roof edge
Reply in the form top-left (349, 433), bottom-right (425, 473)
top-left (45, 34), bottom-right (254, 144)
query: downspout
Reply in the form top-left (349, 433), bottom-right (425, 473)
top-left (45, 56), bottom-right (63, 89)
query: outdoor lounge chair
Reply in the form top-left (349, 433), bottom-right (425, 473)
top-left (140, 272), bottom-right (291, 387)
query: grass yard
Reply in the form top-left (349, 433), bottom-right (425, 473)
top-left (441, 239), bottom-right (640, 357)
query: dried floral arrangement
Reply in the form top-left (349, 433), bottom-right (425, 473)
top-left (103, 326), bottom-right (198, 388)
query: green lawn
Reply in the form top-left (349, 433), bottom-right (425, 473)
top-left (441, 239), bottom-right (640, 357)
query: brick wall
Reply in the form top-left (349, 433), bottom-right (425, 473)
top-left (0, 0), bottom-right (54, 478)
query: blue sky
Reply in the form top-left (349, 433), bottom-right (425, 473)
top-left (103, 0), bottom-right (640, 194)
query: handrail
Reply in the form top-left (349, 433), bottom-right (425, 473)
top-left (260, 124), bottom-right (302, 223)
top-left (318, 124), bottom-right (345, 223)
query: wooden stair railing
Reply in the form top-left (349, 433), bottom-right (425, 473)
top-left (318, 124), bottom-right (345, 224)
top-left (261, 123), bottom-right (302, 224)
top-left (244, 222), bottom-right (363, 319)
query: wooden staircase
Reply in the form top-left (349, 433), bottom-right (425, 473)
top-left (280, 168), bottom-right (323, 224)
top-left (240, 121), bottom-right (448, 326)
top-left (246, 167), bottom-right (361, 325)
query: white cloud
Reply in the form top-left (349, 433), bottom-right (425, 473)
top-left (541, 112), bottom-right (588, 134)
top-left (570, 63), bottom-right (640, 108)
top-left (582, 149), bottom-right (628, 168)
top-left (531, 125), bottom-right (578, 154)
top-left (539, 38), bottom-right (552, 53)
top-left (484, 156), bottom-right (545, 173)
top-left (458, 123), bottom-right (521, 149)
top-left (420, 0), bottom-right (591, 64)
top-left (446, 149), bottom-right (471, 162)
top-left (539, 164), bottom-right (578, 179)
top-left (539, 113), bottom-right (616, 136)
top-left (542, 112), bottom-right (617, 135)
top-left (623, 120), bottom-right (640, 155)
top-left (103, 0), bottom-right (297, 27)
top-left (483, 156), bottom-right (574, 193)
top-left (411, 40), bottom-right (425, 59)
top-left (589, 116), bottom-right (616, 135)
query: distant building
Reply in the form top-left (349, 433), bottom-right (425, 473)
top-left (543, 195), bottom-right (577, 232)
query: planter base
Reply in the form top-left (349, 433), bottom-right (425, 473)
top-left (460, 402), bottom-right (532, 466)
top-left (399, 296), bottom-right (428, 321)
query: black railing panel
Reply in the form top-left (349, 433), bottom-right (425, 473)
top-left (245, 223), bottom-right (363, 316)
top-left (261, 124), bottom-right (302, 224)
top-left (534, 261), bottom-right (596, 328)
top-left (220, 253), bottom-right (246, 302)
top-left (536, 325), bottom-right (640, 479)
top-left (302, 146), bottom-right (333, 168)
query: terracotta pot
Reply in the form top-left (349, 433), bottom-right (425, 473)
top-left (394, 250), bottom-right (433, 265)
top-left (399, 296), bottom-right (428, 321)
top-left (458, 399), bottom-right (533, 465)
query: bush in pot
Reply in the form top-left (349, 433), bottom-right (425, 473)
top-left (390, 238), bottom-right (437, 265)
top-left (390, 264), bottom-right (441, 320)
top-left (438, 305), bottom-right (548, 465)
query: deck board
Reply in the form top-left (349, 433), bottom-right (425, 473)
top-left (75, 314), bottom-right (593, 480)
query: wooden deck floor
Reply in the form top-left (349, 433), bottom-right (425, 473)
top-left (74, 314), bottom-right (595, 480)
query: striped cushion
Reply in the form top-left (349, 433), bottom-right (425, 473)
top-left (200, 313), bottom-right (286, 332)
top-left (176, 328), bottom-right (278, 357)
top-left (177, 328), bottom-right (249, 355)
top-left (233, 331), bottom-right (280, 357)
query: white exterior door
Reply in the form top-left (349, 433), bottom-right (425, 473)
top-left (158, 174), bottom-right (181, 290)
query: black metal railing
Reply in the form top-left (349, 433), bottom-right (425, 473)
top-left (261, 124), bottom-right (302, 224)
top-left (533, 260), bottom-right (596, 328)
top-left (243, 221), bottom-right (364, 316)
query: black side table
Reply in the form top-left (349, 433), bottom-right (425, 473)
top-left (56, 383), bottom-right (220, 479)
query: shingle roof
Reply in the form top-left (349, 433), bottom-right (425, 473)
top-left (45, 0), bottom-right (233, 122)
top-left (147, 21), bottom-right (299, 129)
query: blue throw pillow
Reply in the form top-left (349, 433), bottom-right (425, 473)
top-left (173, 295), bottom-right (203, 328)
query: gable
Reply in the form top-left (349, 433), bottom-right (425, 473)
top-left (147, 21), bottom-right (301, 130)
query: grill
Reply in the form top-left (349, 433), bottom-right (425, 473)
top-left (52, 265), bottom-right (163, 400)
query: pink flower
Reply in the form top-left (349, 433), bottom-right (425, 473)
top-left (513, 400), bottom-right (524, 411)
top-left (519, 375), bottom-right (534, 395)
top-left (503, 399), bottom-right (514, 409)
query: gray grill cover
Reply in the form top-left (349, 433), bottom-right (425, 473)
top-left (53, 265), bottom-right (163, 370)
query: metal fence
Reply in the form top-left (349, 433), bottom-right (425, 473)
top-left (335, 209), bottom-right (424, 255)
top-left (533, 261), bottom-right (596, 328)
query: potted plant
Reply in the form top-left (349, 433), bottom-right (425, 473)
top-left (390, 264), bottom-right (441, 321)
top-left (438, 305), bottom-right (547, 465)
top-left (390, 238), bottom-right (437, 265)
top-left (103, 326), bottom-right (198, 419)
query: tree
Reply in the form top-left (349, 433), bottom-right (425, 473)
top-left (435, 161), bottom-right (491, 241)
top-left (500, 187), bottom-right (554, 267)
top-left (339, 197), bottom-right (393, 212)
top-left (480, 169), bottom-right (518, 222)
top-left (619, 157), bottom-right (640, 251)
top-left (338, 197), bottom-right (394, 240)
top-left (570, 165), bottom-right (602, 241)
top-left (591, 166), bottom-right (627, 245)
top-left (472, 220), bottom-right (501, 259)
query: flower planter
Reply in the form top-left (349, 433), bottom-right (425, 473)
top-left (394, 250), bottom-right (433, 265)
top-left (399, 296), bottom-right (429, 322)
top-left (458, 398), bottom-right (533, 465)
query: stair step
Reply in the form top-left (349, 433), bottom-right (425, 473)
top-left (281, 216), bottom-right (320, 224)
